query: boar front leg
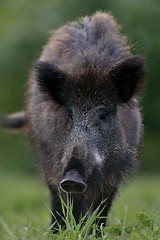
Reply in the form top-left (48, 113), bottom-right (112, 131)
top-left (48, 187), bottom-right (66, 231)
top-left (49, 186), bottom-right (87, 231)
top-left (92, 189), bottom-right (117, 235)
top-left (69, 193), bottom-right (88, 224)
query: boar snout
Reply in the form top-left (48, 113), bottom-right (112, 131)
top-left (60, 170), bottom-right (87, 193)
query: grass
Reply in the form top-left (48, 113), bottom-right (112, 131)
top-left (0, 170), bottom-right (160, 239)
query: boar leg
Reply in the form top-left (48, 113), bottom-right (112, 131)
top-left (92, 189), bottom-right (117, 235)
top-left (49, 186), bottom-right (87, 232)
top-left (70, 194), bottom-right (88, 224)
top-left (49, 188), bottom-right (66, 231)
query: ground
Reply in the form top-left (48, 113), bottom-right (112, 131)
top-left (0, 169), bottom-right (160, 239)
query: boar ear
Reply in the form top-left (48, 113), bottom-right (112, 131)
top-left (110, 55), bottom-right (145, 103)
top-left (34, 61), bottom-right (68, 105)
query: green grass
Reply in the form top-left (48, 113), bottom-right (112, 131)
top-left (0, 170), bottom-right (160, 239)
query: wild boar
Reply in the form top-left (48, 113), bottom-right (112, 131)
top-left (0, 12), bottom-right (145, 232)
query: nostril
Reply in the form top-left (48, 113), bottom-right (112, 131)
top-left (60, 169), bottom-right (87, 193)
top-left (60, 181), bottom-right (71, 192)
top-left (60, 180), bottom-right (87, 193)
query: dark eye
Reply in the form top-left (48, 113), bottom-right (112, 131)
top-left (99, 108), bottom-right (110, 121)
top-left (99, 112), bottom-right (107, 120)
top-left (67, 107), bottom-right (73, 120)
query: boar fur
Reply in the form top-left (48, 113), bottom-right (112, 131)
top-left (0, 12), bottom-right (145, 233)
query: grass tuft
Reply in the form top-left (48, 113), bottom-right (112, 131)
top-left (0, 171), bottom-right (160, 239)
top-left (0, 217), bottom-right (16, 240)
top-left (48, 194), bottom-right (105, 239)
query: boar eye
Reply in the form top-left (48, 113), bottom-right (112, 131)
top-left (99, 108), bottom-right (110, 121)
top-left (67, 108), bottom-right (73, 120)
top-left (99, 112), bottom-right (107, 120)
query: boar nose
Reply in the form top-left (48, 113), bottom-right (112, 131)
top-left (60, 170), bottom-right (87, 193)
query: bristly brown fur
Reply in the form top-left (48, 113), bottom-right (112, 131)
top-left (25, 12), bottom-right (145, 234)
top-left (1, 11), bottom-right (145, 235)
top-left (40, 12), bottom-right (131, 73)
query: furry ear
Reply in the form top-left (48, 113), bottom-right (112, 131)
top-left (109, 55), bottom-right (145, 103)
top-left (34, 61), bottom-right (68, 105)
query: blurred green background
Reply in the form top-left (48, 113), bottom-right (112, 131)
top-left (0, 0), bottom-right (160, 175)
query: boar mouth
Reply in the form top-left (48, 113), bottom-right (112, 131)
top-left (60, 169), bottom-right (87, 193)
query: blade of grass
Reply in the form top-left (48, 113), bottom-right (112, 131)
top-left (0, 217), bottom-right (16, 240)
top-left (120, 205), bottom-right (128, 240)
